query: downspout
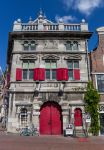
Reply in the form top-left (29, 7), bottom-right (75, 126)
top-left (86, 39), bottom-right (91, 81)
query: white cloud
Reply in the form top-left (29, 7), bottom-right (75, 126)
top-left (62, 0), bottom-right (103, 15)
top-left (55, 15), bottom-right (76, 23)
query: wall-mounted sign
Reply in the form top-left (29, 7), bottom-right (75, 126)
top-left (85, 113), bottom-right (91, 123)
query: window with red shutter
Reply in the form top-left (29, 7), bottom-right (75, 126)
top-left (74, 69), bottom-right (80, 80)
top-left (45, 60), bottom-right (57, 80)
top-left (16, 68), bottom-right (22, 81)
top-left (67, 61), bottom-right (80, 81)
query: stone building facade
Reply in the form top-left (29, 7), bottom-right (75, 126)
top-left (89, 27), bottom-right (104, 135)
top-left (7, 11), bottom-right (92, 134)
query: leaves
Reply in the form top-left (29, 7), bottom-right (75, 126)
top-left (84, 81), bottom-right (100, 136)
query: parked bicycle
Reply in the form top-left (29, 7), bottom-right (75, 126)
top-left (16, 124), bottom-right (39, 136)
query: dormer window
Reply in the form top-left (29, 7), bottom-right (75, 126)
top-left (23, 40), bottom-right (37, 51)
top-left (65, 41), bottom-right (80, 51)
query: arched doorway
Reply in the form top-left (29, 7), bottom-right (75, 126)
top-left (40, 101), bottom-right (63, 135)
top-left (74, 108), bottom-right (82, 126)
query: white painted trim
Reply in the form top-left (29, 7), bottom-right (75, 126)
top-left (91, 72), bottom-right (104, 75)
top-left (95, 74), bottom-right (98, 90)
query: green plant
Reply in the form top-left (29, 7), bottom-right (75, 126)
top-left (84, 81), bottom-right (100, 136)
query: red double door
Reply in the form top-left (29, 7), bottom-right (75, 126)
top-left (40, 102), bottom-right (62, 135)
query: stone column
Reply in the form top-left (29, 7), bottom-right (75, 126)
top-left (32, 97), bottom-right (41, 131)
top-left (62, 107), bottom-right (69, 130)
top-left (8, 93), bottom-right (12, 117)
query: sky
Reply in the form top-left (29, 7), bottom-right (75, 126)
top-left (0, 0), bottom-right (104, 71)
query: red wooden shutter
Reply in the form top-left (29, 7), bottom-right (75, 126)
top-left (34, 68), bottom-right (39, 81)
top-left (39, 68), bottom-right (45, 81)
top-left (62, 68), bottom-right (68, 81)
top-left (56, 68), bottom-right (62, 81)
top-left (16, 68), bottom-right (22, 81)
top-left (74, 69), bottom-right (80, 80)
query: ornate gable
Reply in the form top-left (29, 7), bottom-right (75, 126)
top-left (64, 54), bottom-right (82, 60)
top-left (42, 54), bottom-right (60, 60)
top-left (20, 54), bottom-right (37, 60)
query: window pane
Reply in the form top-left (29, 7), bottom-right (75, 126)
top-left (74, 61), bottom-right (79, 68)
top-left (24, 41), bottom-right (29, 51)
top-left (45, 61), bottom-right (51, 69)
top-left (29, 61), bottom-right (35, 68)
top-left (51, 61), bottom-right (56, 69)
top-left (97, 75), bottom-right (104, 92)
top-left (52, 70), bottom-right (56, 80)
top-left (68, 61), bottom-right (73, 69)
top-left (23, 61), bottom-right (28, 69)
top-left (29, 70), bottom-right (34, 79)
top-left (73, 41), bottom-right (78, 50)
top-left (46, 69), bottom-right (50, 79)
top-left (68, 70), bottom-right (73, 80)
top-left (66, 41), bottom-right (72, 50)
top-left (23, 70), bottom-right (28, 80)
top-left (30, 41), bottom-right (36, 50)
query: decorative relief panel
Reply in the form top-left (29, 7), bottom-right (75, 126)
top-left (15, 93), bottom-right (33, 101)
top-left (63, 93), bottom-right (83, 101)
top-left (16, 105), bottom-right (32, 114)
top-left (44, 40), bottom-right (58, 49)
top-left (39, 93), bottom-right (61, 103)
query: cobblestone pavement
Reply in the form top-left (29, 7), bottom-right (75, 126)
top-left (0, 135), bottom-right (104, 150)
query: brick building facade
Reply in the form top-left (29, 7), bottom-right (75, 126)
top-left (89, 27), bottom-right (104, 135)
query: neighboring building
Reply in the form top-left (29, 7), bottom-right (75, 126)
top-left (0, 70), bottom-right (9, 128)
top-left (89, 27), bottom-right (104, 136)
top-left (7, 11), bottom-right (92, 134)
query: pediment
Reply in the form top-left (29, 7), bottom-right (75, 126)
top-left (31, 18), bottom-right (53, 25)
top-left (42, 54), bottom-right (60, 60)
top-left (64, 54), bottom-right (82, 60)
top-left (20, 54), bottom-right (37, 60)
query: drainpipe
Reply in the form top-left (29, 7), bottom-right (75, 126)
top-left (86, 39), bottom-right (91, 81)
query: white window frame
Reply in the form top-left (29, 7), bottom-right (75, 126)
top-left (65, 40), bottom-right (80, 51)
top-left (45, 60), bottom-right (57, 81)
top-left (23, 40), bottom-right (37, 51)
top-left (22, 60), bottom-right (35, 80)
top-left (95, 73), bottom-right (104, 94)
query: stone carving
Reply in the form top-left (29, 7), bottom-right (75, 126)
top-left (42, 54), bottom-right (60, 60)
top-left (15, 94), bottom-right (33, 101)
top-left (63, 93), bottom-right (83, 101)
top-left (64, 54), bottom-right (82, 60)
top-left (44, 40), bottom-right (58, 49)
top-left (16, 105), bottom-right (32, 114)
top-left (20, 54), bottom-right (37, 60)
top-left (39, 93), bottom-right (61, 103)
